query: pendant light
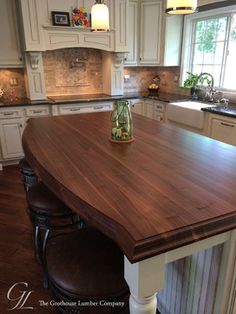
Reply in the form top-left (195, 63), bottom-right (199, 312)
top-left (91, 0), bottom-right (109, 32)
top-left (166, 0), bottom-right (197, 14)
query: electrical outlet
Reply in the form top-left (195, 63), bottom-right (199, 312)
top-left (174, 75), bottom-right (179, 83)
top-left (124, 75), bottom-right (130, 82)
top-left (10, 78), bottom-right (18, 86)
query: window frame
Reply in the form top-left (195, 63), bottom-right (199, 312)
top-left (180, 4), bottom-right (236, 92)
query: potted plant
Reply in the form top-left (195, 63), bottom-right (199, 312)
top-left (183, 72), bottom-right (209, 99)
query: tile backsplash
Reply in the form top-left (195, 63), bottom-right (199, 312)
top-left (124, 66), bottom-right (189, 96)
top-left (43, 48), bottom-right (103, 96)
top-left (0, 69), bottom-right (26, 102)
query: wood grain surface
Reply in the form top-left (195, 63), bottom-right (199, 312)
top-left (22, 112), bottom-right (236, 262)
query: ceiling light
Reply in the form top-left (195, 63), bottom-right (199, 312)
top-left (91, 0), bottom-right (109, 32)
top-left (166, 0), bottom-right (198, 14)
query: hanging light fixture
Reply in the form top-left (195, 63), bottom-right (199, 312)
top-left (166, 0), bottom-right (198, 14)
top-left (91, 0), bottom-right (109, 32)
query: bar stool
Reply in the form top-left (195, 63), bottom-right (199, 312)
top-left (19, 158), bottom-right (38, 191)
top-left (26, 181), bottom-right (83, 286)
top-left (46, 228), bottom-right (130, 314)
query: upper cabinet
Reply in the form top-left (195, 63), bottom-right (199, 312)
top-left (163, 15), bottom-right (183, 66)
top-left (139, 0), bottom-right (163, 65)
top-left (124, 0), bottom-right (183, 66)
top-left (0, 0), bottom-right (23, 67)
top-left (18, 0), bottom-right (128, 53)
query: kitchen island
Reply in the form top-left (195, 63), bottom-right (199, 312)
top-left (22, 112), bottom-right (236, 314)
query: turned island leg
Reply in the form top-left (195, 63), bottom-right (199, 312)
top-left (124, 255), bottom-right (165, 314)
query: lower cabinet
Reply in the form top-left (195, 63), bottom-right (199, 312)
top-left (130, 98), bottom-right (145, 115)
top-left (0, 119), bottom-right (25, 159)
top-left (0, 105), bottom-right (50, 164)
top-left (209, 114), bottom-right (236, 146)
top-left (130, 99), bottom-right (166, 122)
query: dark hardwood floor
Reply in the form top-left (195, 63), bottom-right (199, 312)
top-left (0, 165), bottom-right (52, 313)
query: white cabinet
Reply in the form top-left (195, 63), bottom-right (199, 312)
top-left (125, 0), bottom-right (138, 65)
top-left (52, 102), bottom-right (113, 116)
top-left (125, 0), bottom-right (183, 66)
top-left (130, 98), bottom-right (166, 122)
top-left (0, 0), bottom-right (23, 67)
top-left (114, 0), bottom-right (129, 52)
top-left (209, 115), bottom-right (236, 146)
top-left (163, 15), bottom-right (183, 66)
top-left (139, 0), bottom-right (163, 65)
top-left (0, 107), bottom-right (25, 160)
top-left (0, 119), bottom-right (24, 159)
top-left (0, 105), bottom-right (50, 164)
top-left (130, 99), bottom-right (145, 115)
top-left (125, 0), bottom-right (163, 66)
top-left (144, 100), bottom-right (166, 122)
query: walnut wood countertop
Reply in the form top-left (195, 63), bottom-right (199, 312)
top-left (22, 112), bottom-right (236, 262)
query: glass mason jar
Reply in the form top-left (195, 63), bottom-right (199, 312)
top-left (111, 100), bottom-right (133, 142)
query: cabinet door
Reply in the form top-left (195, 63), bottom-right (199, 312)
top-left (130, 99), bottom-right (145, 115)
top-left (0, 119), bottom-right (24, 159)
top-left (0, 0), bottom-right (23, 67)
top-left (163, 15), bottom-right (183, 66)
top-left (139, 0), bottom-right (163, 65)
top-left (144, 101), bottom-right (154, 119)
top-left (124, 0), bottom-right (138, 65)
top-left (210, 118), bottom-right (236, 146)
top-left (115, 0), bottom-right (129, 52)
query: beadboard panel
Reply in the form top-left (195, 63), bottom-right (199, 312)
top-left (157, 244), bottom-right (223, 314)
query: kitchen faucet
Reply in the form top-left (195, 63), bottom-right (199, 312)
top-left (197, 72), bottom-right (215, 102)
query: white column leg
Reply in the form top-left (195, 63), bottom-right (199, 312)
top-left (124, 254), bottom-right (165, 314)
top-left (129, 293), bottom-right (157, 314)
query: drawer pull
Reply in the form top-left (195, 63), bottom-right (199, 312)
top-left (93, 106), bottom-right (103, 110)
top-left (220, 122), bottom-right (235, 128)
top-left (3, 112), bottom-right (15, 116)
top-left (69, 108), bottom-right (81, 112)
top-left (32, 110), bottom-right (44, 114)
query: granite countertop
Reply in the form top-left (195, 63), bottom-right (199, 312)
top-left (0, 92), bottom-right (190, 108)
top-left (1, 94), bottom-right (236, 119)
top-left (201, 105), bottom-right (236, 118)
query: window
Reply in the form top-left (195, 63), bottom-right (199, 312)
top-left (181, 5), bottom-right (236, 91)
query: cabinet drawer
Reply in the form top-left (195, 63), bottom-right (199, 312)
top-left (25, 106), bottom-right (50, 117)
top-left (211, 118), bottom-right (236, 146)
top-left (58, 106), bottom-right (88, 115)
top-left (154, 103), bottom-right (165, 112)
top-left (58, 103), bottom-right (113, 115)
top-left (0, 108), bottom-right (23, 119)
top-left (154, 112), bottom-right (164, 122)
top-left (92, 104), bottom-right (113, 112)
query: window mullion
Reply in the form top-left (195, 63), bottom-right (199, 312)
top-left (221, 14), bottom-right (233, 88)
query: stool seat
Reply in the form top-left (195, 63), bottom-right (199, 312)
top-left (27, 182), bottom-right (71, 216)
top-left (46, 228), bottom-right (129, 313)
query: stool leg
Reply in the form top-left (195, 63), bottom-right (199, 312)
top-left (35, 226), bottom-right (42, 264)
top-left (42, 228), bottom-right (50, 289)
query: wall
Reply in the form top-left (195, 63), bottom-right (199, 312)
top-left (124, 66), bottom-right (189, 96)
top-left (0, 69), bottom-right (26, 102)
top-left (43, 48), bottom-right (103, 96)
